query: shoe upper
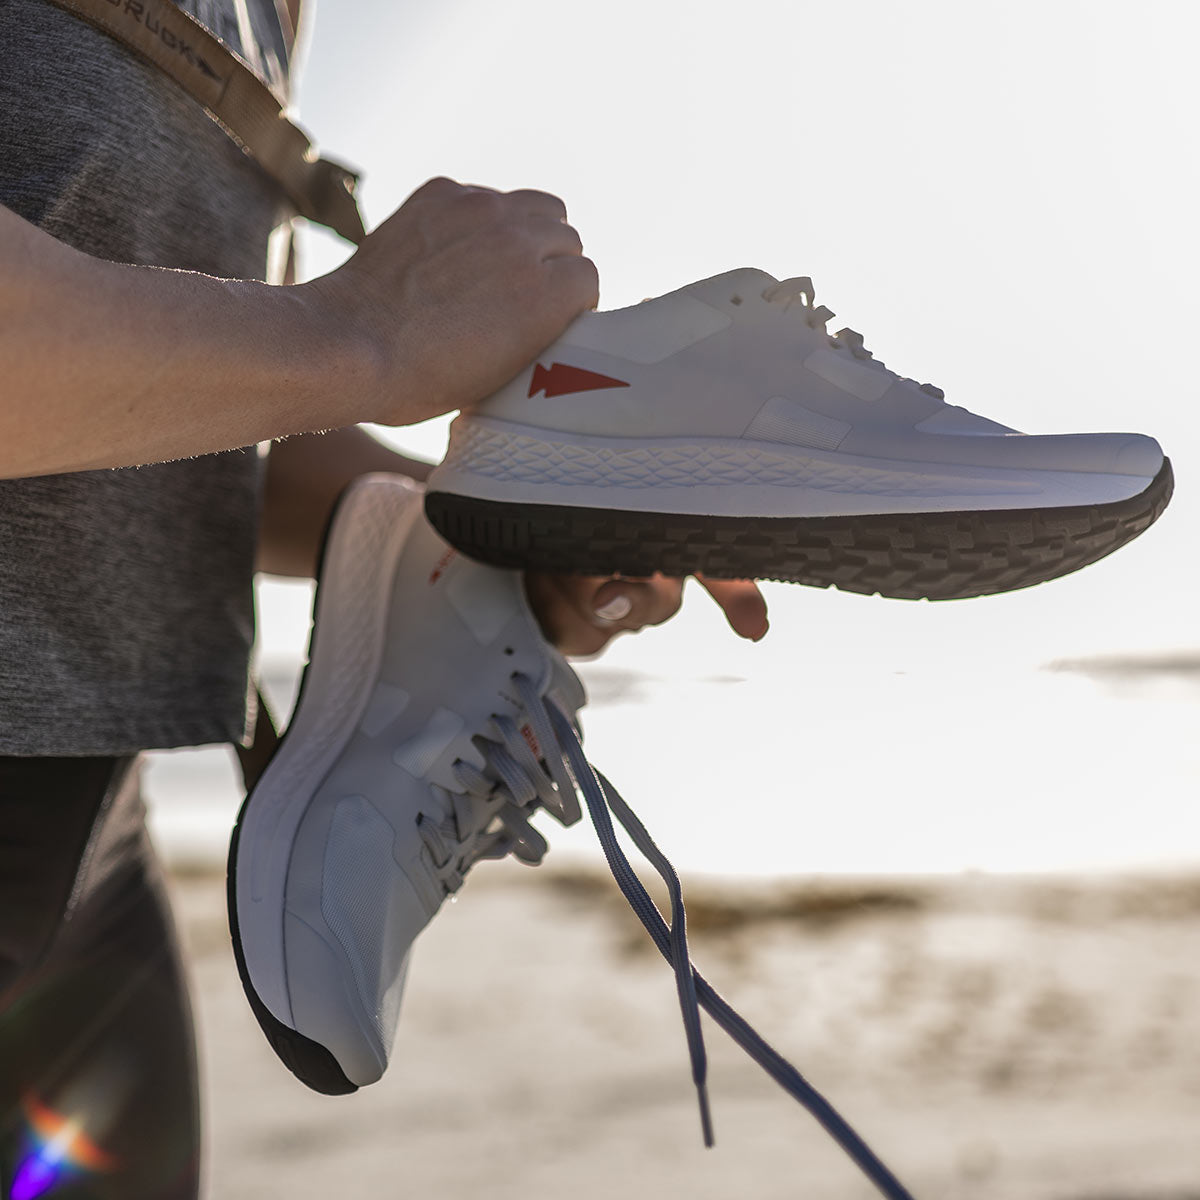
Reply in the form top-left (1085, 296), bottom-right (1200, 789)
top-left (461, 267), bottom-right (1161, 479)
top-left (281, 503), bottom-right (585, 1087)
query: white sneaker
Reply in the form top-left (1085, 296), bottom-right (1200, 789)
top-left (425, 269), bottom-right (1172, 600)
top-left (225, 474), bottom-right (919, 1200)
top-left (227, 475), bottom-right (585, 1092)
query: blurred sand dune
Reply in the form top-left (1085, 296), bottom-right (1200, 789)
top-left (175, 863), bottom-right (1200, 1200)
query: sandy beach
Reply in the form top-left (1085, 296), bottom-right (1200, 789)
top-left (173, 860), bottom-right (1200, 1200)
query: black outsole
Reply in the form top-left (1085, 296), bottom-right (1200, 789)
top-left (424, 458), bottom-right (1174, 601)
top-left (225, 487), bottom-right (360, 1097)
top-left (226, 812), bottom-right (359, 1095)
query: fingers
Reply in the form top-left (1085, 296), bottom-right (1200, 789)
top-left (544, 251), bottom-right (600, 313)
top-left (591, 575), bottom-right (684, 631)
top-left (410, 178), bottom-right (577, 246)
top-left (410, 179), bottom-right (595, 305)
top-left (695, 575), bottom-right (770, 641)
top-left (346, 175), bottom-right (599, 427)
top-left (525, 572), bottom-right (770, 658)
top-left (503, 188), bottom-right (570, 222)
top-left (528, 213), bottom-right (584, 258)
top-left (451, 184), bottom-right (570, 224)
top-left (524, 573), bottom-right (605, 657)
top-left (524, 573), bottom-right (683, 657)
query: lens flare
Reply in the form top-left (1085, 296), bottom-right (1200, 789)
top-left (10, 1094), bottom-right (118, 1199)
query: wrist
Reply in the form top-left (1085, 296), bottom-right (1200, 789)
top-left (280, 276), bottom-right (387, 433)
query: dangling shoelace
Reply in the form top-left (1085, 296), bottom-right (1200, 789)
top-left (489, 673), bottom-right (920, 1200)
top-left (763, 276), bottom-right (944, 401)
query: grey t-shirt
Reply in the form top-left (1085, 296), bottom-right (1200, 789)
top-left (0, 0), bottom-right (292, 754)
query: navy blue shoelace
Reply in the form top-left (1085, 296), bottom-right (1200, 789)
top-left (513, 677), bottom-right (917, 1200)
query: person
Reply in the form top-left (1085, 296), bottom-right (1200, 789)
top-left (0, 1), bottom-right (768, 1196)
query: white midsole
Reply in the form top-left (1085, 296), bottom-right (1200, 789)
top-left (428, 418), bottom-right (1154, 516)
top-left (234, 476), bottom-right (421, 1029)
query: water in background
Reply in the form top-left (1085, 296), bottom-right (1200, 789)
top-left (145, 577), bottom-right (1200, 878)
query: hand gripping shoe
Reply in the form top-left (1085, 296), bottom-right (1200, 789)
top-left (227, 473), bottom-right (920, 1200)
top-left (425, 269), bottom-right (1172, 600)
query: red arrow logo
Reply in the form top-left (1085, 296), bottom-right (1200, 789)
top-left (528, 362), bottom-right (631, 399)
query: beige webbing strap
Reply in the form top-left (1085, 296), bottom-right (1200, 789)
top-left (236, 684), bottom-right (281, 791)
top-left (46, 0), bottom-right (367, 244)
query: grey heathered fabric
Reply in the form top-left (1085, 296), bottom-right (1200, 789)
top-left (0, 0), bottom-right (292, 753)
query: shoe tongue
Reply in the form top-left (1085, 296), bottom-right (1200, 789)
top-left (546, 648), bottom-right (587, 718)
top-left (682, 267), bottom-right (780, 306)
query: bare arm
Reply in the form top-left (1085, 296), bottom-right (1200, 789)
top-left (0, 203), bottom-right (361, 476)
top-left (0, 179), bottom-right (597, 479)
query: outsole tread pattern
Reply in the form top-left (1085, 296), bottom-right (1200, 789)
top-left (425, 459), bottom-right (1173, 601)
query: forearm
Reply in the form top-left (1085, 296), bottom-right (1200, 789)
top-left (2, 177), bottom-right (597, 480)
top-left (0, 205), bottom-right (379, 478)
top-left (257, 426), bottom-right (432, 578)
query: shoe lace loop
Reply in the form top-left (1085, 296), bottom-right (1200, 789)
top-left (419, 706), bottom-right (582, 889)
top-left (507, 672), bottom-right (917, 1200)
top-left (763, 276), bottom-right (944, 400)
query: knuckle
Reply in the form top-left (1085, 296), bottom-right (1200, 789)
top-left (577, 254), bottom-right (600, 292)
top-left (539, 191), bottom-right (570, 217)
top-left (459, 194), bottom-right (511, 232)
top-left (511, 186), bottom-right (567, 211)
top-left (545, 254), bottom-right (598, 306)
top-left (417, 175), bottom-right (462, 198)
top-left (657, 597), bottom-right (684, 626)
top-left (651, 583), bottom-right (684, 626)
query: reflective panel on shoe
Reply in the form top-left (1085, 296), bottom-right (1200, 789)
top-left (425, 269), bottom-right (1172, 599)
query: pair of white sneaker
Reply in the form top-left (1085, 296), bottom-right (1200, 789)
top-left (228, 268), bottom-right (1171, 1200)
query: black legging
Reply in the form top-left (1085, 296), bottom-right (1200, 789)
top-left (0, 757), bottom-right (200, 1199)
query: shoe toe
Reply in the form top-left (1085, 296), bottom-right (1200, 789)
top-left (1112, 433), bottom-right (1164, 477)
top-left (283, 910), bottom-right (389, 1088)
top-left (1041, 431), bottom-right (1163, 478)
top-left (277, 793), bottom-right (430, 1090)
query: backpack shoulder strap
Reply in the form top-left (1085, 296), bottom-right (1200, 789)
top-left (45, 0), bottom-right (366, 244)
top-left (235, 683), bottom-right (280, 791)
